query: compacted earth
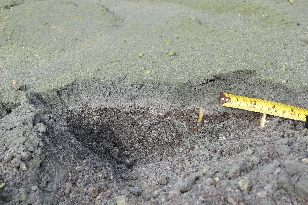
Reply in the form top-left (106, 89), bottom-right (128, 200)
top-left (1, 81), bottom-right (308, 205)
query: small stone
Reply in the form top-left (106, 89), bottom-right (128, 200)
top-left (75, 166), bottom-right (83, 172)
top-left (238, 178), bottom-right (252, 192)
top-left (122, 151), bottom-right (130, 156)
top-left (178, 180), bottom-right (193, 193)
top-left (45, 182), bottom-right (54, 192)
top-left (301, 158), bottom-right (308, 164)
top-left (256, 191), bottom-right (267, 198)
top-left (64, 182), bottom-right (72, 195)
top-left (190, 173), bottom-right (201, 181)
top-left (110, 147), bottom-right (119, 158)
top-left (20, 162), bottom-right (27, 171)
top-left (158, 177), bottom-right (168, 185)
top-left (24, 142), bottom-right (35, 152)
top-left (14, 153), bottom-right (22, 161)
top-left (21, 151), bottom-right (32, 162)
top-left (4, 152), bottom-right (14, 163)
top-left (90, 186), bottom-right (98, 198)
top-left (244, 148), bottom-right (254, 155)
top-left (291, 175), bottom-right (299, 184)
top-left (28, 135), bottom-right (41, 148)
top-left (0, 183), bottom-right (5, 190)
top-left (104, 189), bottom-right (112, 196)
top-left (36, 123), bottom-right (47, 133)
top-left (11, 158), bottom-right (20, 168)
top-left (168, 51), bottom-right (176, 56)
top-left (250, 156), bottom-right (260, 165)
top-left (273, 167), bottom-right (281, 175)
top-left (202, 165), bottom-right (209, 175)
top-left (228, 165), bottom-right (241, 179)
top-left (31, 186), bottom-right (38, 191)
top-left (123, 157), bottom-right (135, 167)
top-left (130, 187), bottom-right (142, 196)
top-left (18, 84), bottom-right (27, 91)
top-left (116, 196), bottom-right (127, 205)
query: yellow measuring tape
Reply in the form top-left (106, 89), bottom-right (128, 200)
top-left (219, 92), bottom-right (308, 128)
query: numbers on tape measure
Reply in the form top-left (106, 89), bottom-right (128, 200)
top-left (219, 92), bottom-right (308, 122)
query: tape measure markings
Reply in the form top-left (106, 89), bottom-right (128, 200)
top-left (219, 92), bottom-right (308, 123)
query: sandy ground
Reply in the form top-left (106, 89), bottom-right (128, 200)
top-left (0, 0), bottom-right (308, 204)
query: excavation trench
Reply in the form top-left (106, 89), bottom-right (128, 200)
top-left (58, 104), bottom-right (260, 171)
top-left (27, 77), bottom-right (307, 175)
top-left (2, 78), bottom-right (308, 204)
top-left (66, 107), bottom-right (187, 167)
top-left (64, 105), bottom-right (235, 165)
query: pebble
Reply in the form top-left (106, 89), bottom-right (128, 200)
top-left (228, 165), bottom-right (241, 179)
top-left (36, 123), bottom-right (47, 133)
top-left (11, 158), bottom-right (21, 168)
top-left (250, 156), bottom-right (260, 166)
top-left (273, 167), bottom-right (281, 175)
top-left (130, 187), bottom-right (142, 196)
top-left (158, 176), bottom-right (169, 185)
top-left (256, 191), bottom-right (267, 198)
top-left (0, 183), bottom-right (5, 190)
top-left (202, 165), bottom-right (209, 175)
top-left (244, 148), bottom-right (254, 155)
top-left (115, 196), bottom-right (127, 205)
top-left (4, 152), bottom-right (14, 163)
top-left (301, 158), bottom-right (308, 164)
top-left (178, 179), bottom-right (193, 193)
top-left (238, 178), bottom-right (252, 192)
top-left (31, 186), bottom-right (38, 191)
top-left (90, 186), bottom-right (98, 198)
top-left (20, 162), bottom-right (27, 171)
top-left (75, 166), bottom-right (84, 172)
top-left (21, 151), bottom-right (32, 162)
top-left (110, 147), bottom-right (119, 158)
top-left (28, 135), bottom-right (41, 148)
top-left (24, 142), bottom-right (35, 152)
